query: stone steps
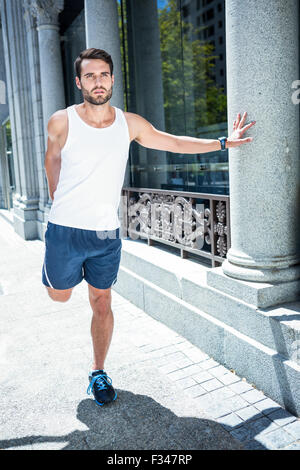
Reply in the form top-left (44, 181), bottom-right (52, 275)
top-left (115, 239), bottom-right (300, 416)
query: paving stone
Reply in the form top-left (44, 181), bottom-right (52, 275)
top-left (176, 376), bottom-right (198, 389)
top-left (194, 394), bottom-right (216, 410)
top-left (267, 408), bottom-right (297, 427)
top-left (229, 425), bottom-right (253, 442)
top-left (245, 416), bottom-right (276, 439)
top-left (200, 378), bottom-right (224, 392)
top-left (255, 427), bottom-right (296, 449)
top-left (254, 420), bottom-right (281, 435)
top-left (142, 344), bottom-right (180, 356)
top-left (253, 398), bottom-right (282, 415)
top-left (205, 401), bottom-right (236, 419)
top-left (228, 381), bottom-right (253, 394)
top-left (283, 420), bottom-right (300, 439)
top-left (241, 389), bottom-right (266, 405)
top-left (208, 387), bottom-right (236, 402)
top-left (183, 349), bottom-right (209, 363)
top-left (175, 358), bottom-right (195, 369)
top-left (192, 370), bottom-right (214, 384)
top-left (224, 395), bottom-right (249, 412)
top-left (158, 362), bottom-right (181, 374)
top-left (167, 364), bottom-right (203, 381)
top-left (217, 413), bottom-right (244, 430)
top-left (156, 352), bottom-right (187, 367)
top-left (218, 372), bottom-right (241, 386)
top-left (175, 342), bottom-right (196, 352)
top-left (184, 384), bottom-right (207, 398)
top-left (198, 358), bottom-right (220, 370)
top-left (209, 365), bottom-right (229, 378)
top-left (235, 405), bottom-right (263, 422)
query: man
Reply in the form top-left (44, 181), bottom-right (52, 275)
top-left (43, 48), bottom-right (256, 407)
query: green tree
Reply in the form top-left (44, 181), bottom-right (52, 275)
top-left (158, 0), bottom-right (227, 135)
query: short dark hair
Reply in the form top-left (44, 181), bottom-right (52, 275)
top-left (74, 48), bottom-right (114, 79)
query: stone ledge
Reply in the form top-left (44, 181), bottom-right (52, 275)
top-left (119, 239), bottom-right (300, 364)
top-left (207, 266), bottom-right (300, 309)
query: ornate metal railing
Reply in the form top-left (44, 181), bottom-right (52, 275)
top-left (121, 187), bottom-right (231, 267)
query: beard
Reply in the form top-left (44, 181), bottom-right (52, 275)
top-left (80, 83), bottom-right (113, 106)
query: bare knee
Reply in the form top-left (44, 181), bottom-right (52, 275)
top-left (88, 285), bottom-right (111, 311)
top-left (46, 286), bottom-right (73, 302)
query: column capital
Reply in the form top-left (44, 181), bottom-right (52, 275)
top-left (23, 0), bottom-right (36, 31)
top-left (24, 0), bottom-right (64, 28)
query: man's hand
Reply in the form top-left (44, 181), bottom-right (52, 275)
top-left (226, 111), bottom-right (256, 148)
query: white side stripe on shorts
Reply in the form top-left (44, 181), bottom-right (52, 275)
top-left (43, 260), bottom-right (54, 288)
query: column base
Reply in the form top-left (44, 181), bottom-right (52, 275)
top-left (224, 249), bottom-right (300, 283)
top-left (207, 263), bottom-right (300, 308)
top-left (12, 196), bottom-right (41, 240)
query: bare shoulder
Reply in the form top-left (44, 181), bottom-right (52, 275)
top-left (123, 111), bottom-right (152, 142)
top-left (47, 109), bottom-right (68, 139)
top-left (123, 111), bottom-right (148, 125)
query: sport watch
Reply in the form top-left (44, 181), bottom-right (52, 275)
top-left (218, 136), bottom-right (227, 151)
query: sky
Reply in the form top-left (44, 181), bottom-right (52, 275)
top-left (157, 0), bottom-right (169, 8)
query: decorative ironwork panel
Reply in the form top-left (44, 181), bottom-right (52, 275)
top-left (121, 188), bottom-right (230, 267)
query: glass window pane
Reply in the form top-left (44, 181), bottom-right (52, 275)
top-left (121, 0), bottom-right (228, 195)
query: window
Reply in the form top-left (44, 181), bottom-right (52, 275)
top-left (182, 5), bottom-right (189, 18)
top-left (208, 25), bottom-right (214, 37)
top-left (207, 8), bottom-right (214, 20)
top-left (121, 0), bottom-right (229, 195)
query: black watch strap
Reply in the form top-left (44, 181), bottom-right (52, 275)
top-left (218, 136), bottom-right (227, 151)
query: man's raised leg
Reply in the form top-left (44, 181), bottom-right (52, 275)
top-left (45, 286), bottom-right (73, 302)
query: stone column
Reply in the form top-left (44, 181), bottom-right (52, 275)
top-left (0, 19), bottom-right (9, 209)
top-left (207, 0), bottom-right (300, 308)
top-left (23, 0), bottom-right (49, 238)
top-left (0, 0), bottom-right (39, 239)
top-left (84, 0), bottom-right (124, 110)
top-left (29, 0), bottom-right (65, 143)
top-left (28, 0), bottom-right (65, 222)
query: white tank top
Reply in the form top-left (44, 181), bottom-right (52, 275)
top-left (48, 104), bottom-right (130, 230)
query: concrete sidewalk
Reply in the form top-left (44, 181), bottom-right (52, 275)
top-left (0, 211), bottom-right (299, 451)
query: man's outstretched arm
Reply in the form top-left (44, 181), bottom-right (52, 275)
top-left (130, 111), bottom-right (256, 154)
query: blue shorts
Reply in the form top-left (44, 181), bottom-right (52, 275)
top-left (42, 221), bottom-right (122, 290)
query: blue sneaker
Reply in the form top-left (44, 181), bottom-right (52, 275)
top-left (87, 370), bottom-right (117, 406)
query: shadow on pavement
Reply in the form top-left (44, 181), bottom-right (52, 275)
top-left (0, 390), bottom-right (273, 450)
